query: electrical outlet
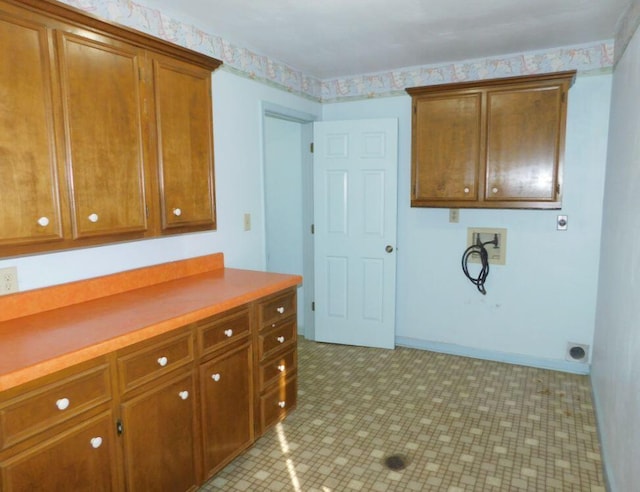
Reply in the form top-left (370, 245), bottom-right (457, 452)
top-left (0, 267), bottom-right (19, 295)
top-left (243, 213), bottom-right (251, 231)
top-left (449, 209), bottom-right (459, 223)
top-left (466, 228), bottom-right (507, 265)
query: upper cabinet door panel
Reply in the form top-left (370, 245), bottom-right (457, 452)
top-left (57, 31), bottom-right (149, 239)
top-left (485, 85), bottom-right (563, 202)
top-left (412, 93), bottom-right (481, 203)
top-left (0, 14), bottom-right (64, 247)
top-left (153, 56), bottom-right (215, 232)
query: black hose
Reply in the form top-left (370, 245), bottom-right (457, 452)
top-left (461, 237), bottom-right (497, 295)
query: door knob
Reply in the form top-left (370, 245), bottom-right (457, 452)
top-left (385, 245), bottom-right (394, 253)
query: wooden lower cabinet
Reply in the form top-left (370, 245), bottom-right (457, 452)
top-left (120, 370), bottom-right (199, 492)
top-left (0, 287), bottom-right (298, 490)
top-left (0, 412), bottom-right (118, 492)
top-left (199, 343), bottom-right (253, 479)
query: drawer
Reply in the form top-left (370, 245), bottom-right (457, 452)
top-left (258, 319), bottom-right (296, 361)
top-left (259, 376), bottom-right (297, 434)
top-left (0, 361), bottom-right (111, 450)
top-left (117, 329), bottom-right (193, 394)
top-left (197, 307), bottom-right (250, 356)
top-left (259, 349), bottom-right (296, 392)
top-left (258, 290), bottom-right (296, 329)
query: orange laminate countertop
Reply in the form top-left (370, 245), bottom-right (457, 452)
top-left (0, 254), bottom-right (301, 392)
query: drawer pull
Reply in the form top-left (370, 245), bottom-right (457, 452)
top-left (224, 329), bottom-right (233, 337)
top-left (157, 356), bottom-right (168, 367)
top-left (37, 216), bottom-right (50, 227)
top-left (276, 306), bottom-right (285, 314)
top-left (464, 187), bottom-right (470, 194)
top-left (277, 336), bottom-right (285, 343)
top-left (88, 213), bottom-right (99, 223)
top-left (178, 390), bottom-right (189, 400)
top-left (55, 398), bottom-right (70, 411)
top-left (211, 373), bottom-right (221, 382)
top-left (172, 207), bottom-right (182, 217)
top-left (277, 364), bottom-right (286, 372)
top-left (278, 401), bottom-right (286, 408)
top-left (90, 437), bottom-right (103, 449)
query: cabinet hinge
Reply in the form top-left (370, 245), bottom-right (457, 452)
top-left (116, 419), bottom-right (124, 436)
top-left (312, 301), bottom-right (315, 311)
top-left (556, 183), bottom-right (561, 195)
top-left (311, 224), bottom-right (314, 234)
top-left (561, 91), bottom-right (566, 103)
top-left (310, 142), bottom-right (314, 153)
top-left (145, 205), bottom-right (149, 218)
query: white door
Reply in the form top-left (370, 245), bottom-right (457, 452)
top-left (313, 118), bottom-right (398, 349)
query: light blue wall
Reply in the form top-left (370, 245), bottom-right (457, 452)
top-left (0, 70), bottom-right (321, 290)
top-left (264, 116), bottom-right (306, 330)
top-left (323, 73), bottom-right (612, 372)
top-left (592, 17), bottom-right (640, 492)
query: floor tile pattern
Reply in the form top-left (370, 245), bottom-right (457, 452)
top-left (199, 338), bottom-right (604, 491)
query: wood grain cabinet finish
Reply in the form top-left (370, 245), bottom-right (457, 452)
top-left (0, 10), bottom-right (66, 248)
top-left (0, 357), bottom-right (118, 491)
top-left (407, 71), bottom-right (576, 209)
top-left (0, 287), bottom-right (298, 491)
top-left (152, 54), bottom-right (216, 233)
top-left (0, 0), bottom-right (221, 258)
top-left (120, 370), bottom-right (200, 492)
top-left (255, 288), bottom-right (298, 436)
top-left (199, 343), bottom-right (254, 479)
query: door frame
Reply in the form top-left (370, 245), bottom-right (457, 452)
top-left (260, 102), bottom-right (317, 340)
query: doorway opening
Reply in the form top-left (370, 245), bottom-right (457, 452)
top-left (261, 103), bottom-right (316, 340)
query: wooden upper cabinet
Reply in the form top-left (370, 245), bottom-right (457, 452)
top-left (413, 92), bottom-right (482, 203)
top-left (0, 12), bottom-right (66, 248)
top-left (57, 30), bottom-right (150, 239)
top-left (0, 0), bottom-right (221, 258)
top-left (152, 55), bottom-right (216, 232)
top-left (407, 71), bottom-right (576, 209)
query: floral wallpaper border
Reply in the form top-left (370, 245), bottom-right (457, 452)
top-left (62, 0), bottom-right (618, 103)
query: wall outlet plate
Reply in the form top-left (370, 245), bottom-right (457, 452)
top-left (0, 266), bottom-right (19, 295)
top-left (466, 227), bottom-right (507, 265)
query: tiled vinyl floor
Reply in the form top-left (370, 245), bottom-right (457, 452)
top-left (200, 338), bottom-right (605, 491)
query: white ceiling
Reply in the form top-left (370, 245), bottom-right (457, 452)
top-left (137, 0), bottom-right (631, 79)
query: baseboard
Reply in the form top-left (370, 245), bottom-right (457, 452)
top-left (395, 336), bottom-right (590, 375)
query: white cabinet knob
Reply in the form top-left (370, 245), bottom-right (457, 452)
top-left (278, 401), bottom-right (286, 408)
top-left (37, 216), bottom-right (50, 227)
top-left (277, 336), bottom-right (285, 343)
top-left (464, 187), bottom-right (470, 194)
top-left (172, 208), bottom-right (182, 217)
top-left (56, 398), bottom-right (70, 411)
top-left (224, 329), bottom-right (233, 337)
top-left (492, 187), bottom-right (499, 194)
top-left (90, 437), bottom-right (103, 449)
top-left (178, 390), bottom-right (189, 400)
top-left (88, 213), bottom-right (99, 223)
top-left (276, 306), bottom-right (285, 314)
top-left (277, 364), bottom-right (285, 372)
top-left (211, 373), bottom-right (221, 382)
top-left (157, 356), bottom-right (168, 367)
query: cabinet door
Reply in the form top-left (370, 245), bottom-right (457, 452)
top-left (0, 13), bottom-right (65, 247)
top-left (412, 92), bottom-right (482, 204)
top-left (121, 372), bottom-right (198, 492)
top-left (199, 343), bottom-right (253, 478)
top-left (151, 55), bottom-right (216, 232)
top-left (0, 412), bottom-right (118, 492)
top-left (57, 30), bottom-right (150, 239)
top-left (485, 85), bottom-right (564, 203)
